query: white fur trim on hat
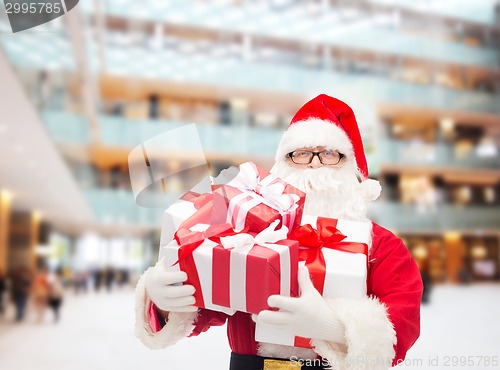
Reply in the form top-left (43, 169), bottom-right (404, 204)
top-left (275, 119), bottom-right (355, 163)
top-left (359, 179), bottom-right (382, 202)
top-left (135, 267), bottom-right (198, 349)
top-left (311, 296), bottom-right (396, 370)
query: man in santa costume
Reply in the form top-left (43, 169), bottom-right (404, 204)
top-left (135, 94), bottom-right (423, 369)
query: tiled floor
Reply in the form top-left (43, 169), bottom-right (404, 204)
top-left (0, 283), bottom-right (499, 370)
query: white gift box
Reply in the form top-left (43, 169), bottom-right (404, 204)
top-left (158, 199), bottom-right (198, 251)
top-left (158, 176), bottom-right (213, 259)
top-left (255, 214), bottom-right (371, 347)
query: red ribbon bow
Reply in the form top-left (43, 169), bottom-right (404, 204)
top-left (171, 223), bottom-right (245, 309)
top-left (290, 217), bottom-right (368, 293)
top-left (173, 223), bottom-right (243, 265)
top-left (175, 192), bottom-right (216, 232)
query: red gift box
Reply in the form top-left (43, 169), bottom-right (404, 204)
top-left (211, 232), bottom-right (299, 314)
top-left (164, 220), bottom-right (298, 316)
top-left (158, 173), bottom-right (215, 252)
top-left (212, 162), bottom-right (305, 234)
top-left (163, 223), bottom-right (241, 315)
top-left (158, 190), bottom-right (217, 263)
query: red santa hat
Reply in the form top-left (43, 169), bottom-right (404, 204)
top-left (275, 94), bottom-right (381, 200)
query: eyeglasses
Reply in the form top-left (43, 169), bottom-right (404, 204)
top-left (287, 150), bottom-right (344, 165)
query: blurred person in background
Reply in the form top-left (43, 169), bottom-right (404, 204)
top-left (0, 268), bottom-right (7, 318)
top-left (135, 95), bottom-right (423, 370)
top-left (104, 266), bottom-right (115, 292)
top-left (93, 267), bottom-right (103, 292)
top-left (32, 265), bottom-right (50, 323)
top-left (115, 268), bottom-right (130, 290)
top-left (47, 268), bottom-right (64, 323)
top-left (10, 266), bottom-right (32, 322)
top-left (74, 270), bottom-right (89, 294)
top-left (37, 70), bottom-right (53, 109)
top-left (416, 260), bottom-right (432, 304)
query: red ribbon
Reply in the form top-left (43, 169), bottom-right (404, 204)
top-left (290, 217), bottom-right (368, 293)
top-left (172, 223), bottom-right (247, 309)
top-left (176, 193), bottom-right (215, 231)
top-left (173, 223), bottom-right (243, 265)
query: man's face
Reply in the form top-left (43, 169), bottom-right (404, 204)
top-left (271, 146), bottom-right (367, 220)
top-left (272, 144), bottom-right (357, 195)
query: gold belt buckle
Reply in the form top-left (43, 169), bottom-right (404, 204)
top-left (263, 359), bottom-right (301, 370)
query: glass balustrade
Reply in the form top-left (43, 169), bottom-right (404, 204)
top-left (368, 201), bottom-right (500, 231)
top-left (91, 0), bottom-right (500, 69)
top-left (41, 111), bottom-right (284, 156)
top-left (85, 189), bottom-right (500, 231)
top-left (364, 0), bottom-right (498, 25)
top-left (3, 2), bottom-right (498, 74)
top-left (84, 188), bottom-right (172, 226)
top-left (41, 111), bottom-right (500, 170)
top-left (380, 137), bottom-right (500, 169)
top-left (3, 36), bottom-right (500, 115)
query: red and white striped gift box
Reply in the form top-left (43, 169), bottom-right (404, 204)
top-left (212, 162), bottom-right (305, 234)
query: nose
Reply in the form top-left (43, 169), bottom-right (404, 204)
top-left (308, 155), bottom-right (323, 168)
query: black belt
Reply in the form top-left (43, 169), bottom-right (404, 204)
top-left (230, 352), bottom-right (328, 370)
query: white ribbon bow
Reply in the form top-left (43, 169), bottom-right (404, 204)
top-left (220, 220), bottom-right (288, 251)
top-left (227, 163), bottom-right (300, 213)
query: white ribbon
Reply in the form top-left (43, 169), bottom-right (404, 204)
top-left (227, 162), bottom-right (300, 213)
top-left (219, 220), bottom-right (288, 251)
top-left (219, 220), bottom-right (291, 312)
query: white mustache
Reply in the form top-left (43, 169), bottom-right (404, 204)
top-left (270, 161), bottom-right (368, 222)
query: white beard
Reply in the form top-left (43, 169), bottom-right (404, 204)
top-left (270, 161), bottom-right (369, 222)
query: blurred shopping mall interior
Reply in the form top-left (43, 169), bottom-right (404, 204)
top-left (1, 0), bottom-right (500, 292)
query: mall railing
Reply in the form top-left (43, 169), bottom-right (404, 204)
top-left (41, 111), bottom-right (500, 170)
top-left (84, 188), bottom-right (169, 226)
top-left (379, 137), bottom-right (500, 170)
top-left (368, 201), bottom-right (500, 231)
top-left (41, 111), bottom-right (283, 156)
top-left (103, 49), bottom-right (500, 115)
top-left (40, 113), bottom-right (500, 232)
top-left (86, 188), bottom-right (500, 232)
top-left (3, 35), bottom-right (500, 115)
top-left (89, 0), bottom-right (500, 69)
top-left (360, 0), bottom-right (498, 26)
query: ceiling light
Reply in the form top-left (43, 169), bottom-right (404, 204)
top-left (412, 244), bottom-right (428, 259)
top-left (476, 137), bottom-right (497, 158)
top-left (444, 231), bottom-right (461, 241)
top-left (1, 189), bottom-right (13, 203)
top-left (439, 117), bottom-right (455, 133)
top-left (471, 245), bottom-right (487, 259)
top-left (484, 187), bottom-right (495, 203)
top-left (33, 210), bottom-right (42, 221)
top-left (36, 244), bottom-right (53, 256)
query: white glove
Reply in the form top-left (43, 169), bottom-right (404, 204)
top-left (256, 266), bottom-right (346, 344)
top-left (145, 258), bottom-right (198, 313)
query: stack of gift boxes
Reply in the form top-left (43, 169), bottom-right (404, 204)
top-left (159, 162), bottom-right (370, 347)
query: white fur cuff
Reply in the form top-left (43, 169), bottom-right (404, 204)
top-left (134, 268), bottom-right (198, 349)
top-left (311, 296), bottom-right (396, 370)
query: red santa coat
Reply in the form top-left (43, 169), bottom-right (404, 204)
top-left (135, 222), bottom-right (422, 369)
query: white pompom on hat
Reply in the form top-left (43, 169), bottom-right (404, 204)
top-left (276, 94), bottom-right (381, 200)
